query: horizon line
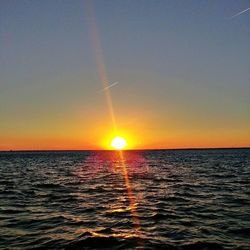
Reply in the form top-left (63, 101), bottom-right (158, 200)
top-left (0, 146), bottom-right (249, 152)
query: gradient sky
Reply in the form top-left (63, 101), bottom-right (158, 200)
top-left (0, 0), bottom-right (249, 150)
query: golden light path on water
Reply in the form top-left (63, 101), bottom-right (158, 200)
top-left (83, 0), bottom-right (143, 244)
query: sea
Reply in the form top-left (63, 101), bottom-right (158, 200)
top-left (0, 149), bottom-right (249, 250)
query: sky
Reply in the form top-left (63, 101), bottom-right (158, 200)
top-left (0, 0), bottom-right (249, 150)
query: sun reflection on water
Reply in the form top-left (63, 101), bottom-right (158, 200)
top-left (73, 151), bottom-right (150, 246)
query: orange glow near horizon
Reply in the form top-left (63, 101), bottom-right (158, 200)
top-left (1, 130), bottom-right (250, 151)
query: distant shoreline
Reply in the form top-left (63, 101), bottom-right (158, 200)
top-left (0, 147), bottom-right (249, 153)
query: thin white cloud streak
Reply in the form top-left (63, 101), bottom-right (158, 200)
top-left (101, 81), bottom-right (119, 92)
top-left (230, 7), bottom-right (250, 18)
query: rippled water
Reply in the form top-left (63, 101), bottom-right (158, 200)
top-left (0, 149), bottom-right (249, 249)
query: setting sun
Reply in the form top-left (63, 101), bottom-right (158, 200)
top-left (111, 136), bottom-right (128, 150)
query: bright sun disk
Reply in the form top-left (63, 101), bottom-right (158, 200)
top-left (111, 136), bottom-right (127, 150)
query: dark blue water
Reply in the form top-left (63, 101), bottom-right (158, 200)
top-left (0, 149), bottom-right (249, 249)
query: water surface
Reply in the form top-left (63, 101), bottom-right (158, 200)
top-left (0, 149), bottom-right (249, 249)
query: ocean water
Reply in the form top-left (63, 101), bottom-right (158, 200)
top-left (0, 149), bottom-right (249, 250)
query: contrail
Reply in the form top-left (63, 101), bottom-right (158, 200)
top-left (230, 7), bottom-right (250, 18)
top-left (102, 81), bottom-right (119, 91)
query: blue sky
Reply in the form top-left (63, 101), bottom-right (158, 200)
top-left (0, 0), bottom-right (249, 149)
